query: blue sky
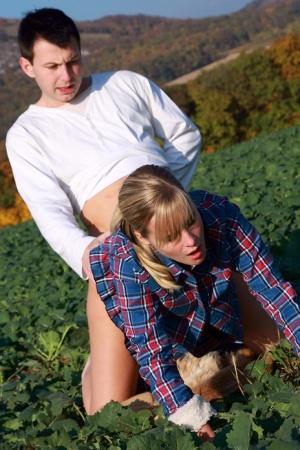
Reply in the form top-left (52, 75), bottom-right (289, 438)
top-left (0, 0), bottom-right (252, 20)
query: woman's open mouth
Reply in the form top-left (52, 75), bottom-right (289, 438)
top-left (188, 247), bottom-right (202, 260)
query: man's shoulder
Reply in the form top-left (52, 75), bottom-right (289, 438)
top-left (7, 108), bottom-right (32, 136)
top-left (91, 70), bottom-right (149, 92)
top-left (6, 109), bottom-right (34, 146)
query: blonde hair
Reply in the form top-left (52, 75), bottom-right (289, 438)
top-left (111, 165), bottom-right (198, 290)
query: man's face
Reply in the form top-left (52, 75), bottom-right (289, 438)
top-left (19, 37), bottom-right (83, 107)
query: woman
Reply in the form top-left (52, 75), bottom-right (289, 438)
top-left (90, 165), bottom-right (300, 437)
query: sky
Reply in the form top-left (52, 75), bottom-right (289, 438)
top-left (0, 0), bottom-right (253, 21)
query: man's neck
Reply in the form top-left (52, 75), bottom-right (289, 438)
top-left (73, 75), bottom-right (92, 101)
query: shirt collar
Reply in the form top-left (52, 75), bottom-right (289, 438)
top-left (155, 251), bottom-right (190, 279)
top-left (114, 228), bottom-right (208, 280)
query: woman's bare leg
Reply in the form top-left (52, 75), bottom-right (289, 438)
top-left (82, 280), bottom-right (139, 415)
top-left (232, 273), bottom-right (282, 354)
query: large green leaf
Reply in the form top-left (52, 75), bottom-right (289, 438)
top-left (226, 411), bottom-right (251, 450)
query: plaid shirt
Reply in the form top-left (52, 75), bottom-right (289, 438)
top-left (90, 190), bottom-right (300, 415)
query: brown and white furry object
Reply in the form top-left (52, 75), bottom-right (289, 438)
top-left (122, 347), bottom-right (258, 411)
top-left (177, 347), bottom-right (257, 401)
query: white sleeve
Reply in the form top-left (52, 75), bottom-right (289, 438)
top-left (140, 75), bottom-right (201, 189)
top-left (168, 394), bottom-right (216, 432)
top-left (6, 127), bottom-right (94, 278)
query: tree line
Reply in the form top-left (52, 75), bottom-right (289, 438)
top-left (166, 34), bottom-right (300, 152)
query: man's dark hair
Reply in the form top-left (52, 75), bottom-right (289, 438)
top-left (18, 8), bottom-right (81, 62)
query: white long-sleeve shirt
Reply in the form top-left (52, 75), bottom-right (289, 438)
top-left (6, 70), bottom-right (201, 277)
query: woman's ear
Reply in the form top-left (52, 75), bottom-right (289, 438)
top-left (134, 230), bottom-right (151, 246)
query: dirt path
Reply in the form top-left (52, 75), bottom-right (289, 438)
top-left (165, 42), bottom-right (271, 87)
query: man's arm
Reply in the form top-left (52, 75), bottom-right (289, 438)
top-left (6, 126), bottom-right (94, 278)
top-left (227, 201), bottom-right (300, 355)
top-left (132, 72), bottom-right (201, 189)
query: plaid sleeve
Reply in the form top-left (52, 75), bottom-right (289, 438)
top-left (226, 201), bottom-right (300, 356)
top-left (114, 260), bottom-right (194, 416)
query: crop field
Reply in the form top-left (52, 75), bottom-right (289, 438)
top-left (0, 126), bottom-right (300, 449)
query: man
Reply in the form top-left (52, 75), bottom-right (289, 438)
top-left (6, 8), bottom-right (201, 415)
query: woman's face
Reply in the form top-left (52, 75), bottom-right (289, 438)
top-left (140, 210), bottom-right (206, 266)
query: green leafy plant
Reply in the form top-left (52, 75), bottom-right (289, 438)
top-left (34, 325), bottom-right (76, 363)
top-left (0, 126), bottom-right (299, 448)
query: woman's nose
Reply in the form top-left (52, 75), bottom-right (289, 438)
top-left (181, 229), bottom-right (198, 246)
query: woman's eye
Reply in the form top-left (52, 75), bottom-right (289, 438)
top-left (187, 220), bottom-right (196, 230)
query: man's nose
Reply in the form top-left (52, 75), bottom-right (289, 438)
top-left (60, 63), bottom-right (72, 80)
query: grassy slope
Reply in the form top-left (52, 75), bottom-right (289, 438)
top-left (0, 126), bottom-right (299, 448)
top-left (192, 126), bottom-right (300, 290)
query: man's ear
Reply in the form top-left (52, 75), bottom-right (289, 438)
top-left (19, 56), bottom-right (35, 79)
top-left (134, 230), bottom-right (151, 246)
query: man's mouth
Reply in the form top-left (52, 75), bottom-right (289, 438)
top-left (57, 84), bottom-right (75, 94)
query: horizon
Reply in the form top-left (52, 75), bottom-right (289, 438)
top-left (0, 0), bottom-right (252, 21)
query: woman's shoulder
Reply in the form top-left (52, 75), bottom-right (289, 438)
top-left (190, 190), bottom-right (231, 222)
top-left (90, 228), bottom-right (147, 282)
top-left (189, 189), bottom-right (228, 207)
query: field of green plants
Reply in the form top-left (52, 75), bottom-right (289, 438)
top-left (1, 126), bottom-right (300, 449)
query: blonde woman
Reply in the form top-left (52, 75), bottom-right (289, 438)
top-left (90, 165), bottom-right (299, 438)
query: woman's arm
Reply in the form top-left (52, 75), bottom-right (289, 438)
top-left (90, 246), bottom-right (215, 432)
top-left (226, 201), bottom-right (300, 355)
top-left (114, 260), bottom-right (216, 431)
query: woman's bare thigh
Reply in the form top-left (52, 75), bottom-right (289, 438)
top-left (232, 273), bottom-right (282, 354)
top-left (85, 280), bottom-right (139, 414)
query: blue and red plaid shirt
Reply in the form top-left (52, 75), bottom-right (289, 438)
top-left (90, 190), bottom-right (300, 415)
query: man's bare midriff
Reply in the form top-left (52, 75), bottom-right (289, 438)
top-left (80, 176), bottom-right (128, 236)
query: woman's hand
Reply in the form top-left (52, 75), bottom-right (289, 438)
top-left (82, 232), bottom-right (110, 280)
top-left (197, 422), bottom-right (215, 440)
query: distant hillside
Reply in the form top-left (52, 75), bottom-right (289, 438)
top-left (166, 34), bottom-right (300, 152)
top-left (246, 0), bottom-right (294, 9)
top-left (165, 41), bottom-right (271, 87)
top-left (2, 33), bottom-right (300, 228)
top-left (1, 0), bottom-right (300, 140)
top-left (71, 0), bottom-right (300, 82)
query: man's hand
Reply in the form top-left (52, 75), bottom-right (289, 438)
top-left (82, 232), bottom-right (110, 280)
top-left (197, 422), bottom-right (215, 440)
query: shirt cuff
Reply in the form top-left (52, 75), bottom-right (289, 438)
top-left (168, 394), bottom-right (216, 432)
top-left (73, 235), bottom-right (96, 279)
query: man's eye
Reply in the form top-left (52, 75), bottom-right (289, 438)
top-left (70, 57), bottom-right (81, 65)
